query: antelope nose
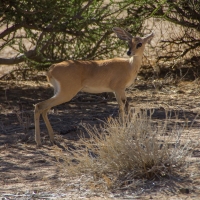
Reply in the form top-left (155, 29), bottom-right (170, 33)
top-left (127, 50), bottom-right (131, 56)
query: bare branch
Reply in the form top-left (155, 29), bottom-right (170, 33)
top-left (0, 24), bottom-right (23, 39)
top-left (86, 31), bottom-right (112, 59)
top-left (0, 49), bottom-right (38, 65)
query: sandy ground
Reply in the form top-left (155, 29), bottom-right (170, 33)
top-left (0, 77), bottom-right (200, 199)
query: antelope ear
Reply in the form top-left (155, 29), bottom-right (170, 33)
top-left (112, 27), bottom-right (132, 41)
top-left (144, 32), bottom-right (154, 44)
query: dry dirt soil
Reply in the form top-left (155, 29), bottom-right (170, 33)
top-left (0, 75), bottom-right (200, 199)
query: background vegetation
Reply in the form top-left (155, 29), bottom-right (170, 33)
top-left (0, 0), bottom-right (199, 70)
top-left (0, 0), bottom-right (142, 69)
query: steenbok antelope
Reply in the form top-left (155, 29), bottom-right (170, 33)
top-left (34, 27), bottom-right (154, 146)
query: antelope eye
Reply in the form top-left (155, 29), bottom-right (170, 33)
top-left (136, 43), bottom-right (142, 49)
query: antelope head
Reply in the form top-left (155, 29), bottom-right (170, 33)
top-left (112, 27), bottom-right (154, 56)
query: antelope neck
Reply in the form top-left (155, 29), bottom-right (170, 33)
top-left (129, 55), bottom-right (142, 72)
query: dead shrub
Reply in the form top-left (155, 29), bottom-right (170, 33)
top-left (55, 109), bottom-right (196, 190)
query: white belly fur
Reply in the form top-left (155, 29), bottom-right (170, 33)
top-left (81, 86), bottom-right (113, 93)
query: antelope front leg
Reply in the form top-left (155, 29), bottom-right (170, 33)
top-left (122, 99), bottom-right (130, 115)
top-left (115, 90), bottom-right (127, 122)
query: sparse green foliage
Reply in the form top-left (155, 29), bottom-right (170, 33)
top-left (1, 0), bottom-right (199, 71)
top-left (0, 0), bottom-right (145, 69)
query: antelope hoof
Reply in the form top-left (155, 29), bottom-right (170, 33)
top-left (36, 142), bottom-right (42, 148)
top-left (50, 139), bottom-right (56, 146)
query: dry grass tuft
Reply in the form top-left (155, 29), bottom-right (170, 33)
top-left (56, 109), bottom-right (196, 190)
